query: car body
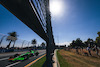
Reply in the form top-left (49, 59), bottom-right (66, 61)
top-left (8, 50), bottom-right (39, 61)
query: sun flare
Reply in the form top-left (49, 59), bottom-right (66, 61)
top-left (50, 0), bottom-right (63, 16)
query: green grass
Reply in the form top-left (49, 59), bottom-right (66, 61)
top-left (30, 56), bottom-right (46, 67)
top-left (57, 50), bottom-right (71, 67)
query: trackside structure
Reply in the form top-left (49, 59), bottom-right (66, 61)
top-left (0, 0), bottom-right (55, 67)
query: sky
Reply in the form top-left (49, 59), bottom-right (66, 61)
top-left (0, 0), bottom-right (100, 47)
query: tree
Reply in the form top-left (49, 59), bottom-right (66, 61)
top-left (31, 39), bottom-right (37, 46)
top-left (70, 40), bottom-right (76, 48)
top-left (75, 38), bottom-right (83, 47)
top-left (6, 32), bottom-right (18, 48)
top-left (41, 42), bottom-right (45, 47)
top-left (96, 32), bottom-right (100, 47)
top-left (87, 38), bottom-right (94, 48)
top-left (84, 41), bottom-right (88, 47)
top-left (95, 32), bottom-right (100, 55)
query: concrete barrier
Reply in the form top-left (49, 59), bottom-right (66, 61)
top-left (53, 49), bottom-right (60, 67)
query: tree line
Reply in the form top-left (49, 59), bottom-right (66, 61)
top-left (69, 32), bottom-right (100, 48)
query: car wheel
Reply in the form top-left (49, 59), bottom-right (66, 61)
top-left (31, 53), bottom-right (34, 56)
top-left (35, 52), bottom-right (39, 56)
top-left (24, 55), bottom-right (29, 60)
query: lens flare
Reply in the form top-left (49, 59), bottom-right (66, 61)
top-left (50, 0), bottom-right (64, 16)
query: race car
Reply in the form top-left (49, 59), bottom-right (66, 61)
top-left (8, 50), bottom-right (39, 61)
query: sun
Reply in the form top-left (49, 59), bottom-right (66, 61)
top-left (50, 0), bottom-right (63, 16)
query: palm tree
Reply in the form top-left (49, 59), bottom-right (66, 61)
top-left (31, 39), bottom-right (37, 50)
top-left (41, 42), bottom-right (45, 47)
top-left (13, 41), bottom-right (16, 48)
top-left (41, 42), bottom-right (46, 49)
top-left (6, 32), bottom-right (18, 48)
top-left (31, 39), bottom-right (37, 46)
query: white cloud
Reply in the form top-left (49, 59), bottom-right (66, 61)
top-left (56, 41), bottom-right (71, 47)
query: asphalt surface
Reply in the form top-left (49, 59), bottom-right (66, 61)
top-left (0, 50), bottom-right (46, 67)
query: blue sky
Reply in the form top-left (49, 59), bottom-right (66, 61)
top-left (51, 0), bottom-right (100, 45)
top-left (0, 0), bottom-right (100, 47)
top-left (0, 4), bottom-right (45, 47)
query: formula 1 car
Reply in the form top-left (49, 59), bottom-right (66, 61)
top-left (8, 50), bottom-right (39, 61)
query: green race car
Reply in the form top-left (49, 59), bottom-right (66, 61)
top-left (8, 50), bottom-right (39, 61)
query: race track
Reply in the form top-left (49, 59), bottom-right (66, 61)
top-left (0, 50), bottom-right (46, 67)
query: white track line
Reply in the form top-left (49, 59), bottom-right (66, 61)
top-left (0, 57), bottom-right (9, 61)
top-left (6, 62), bottom-right (20, 67)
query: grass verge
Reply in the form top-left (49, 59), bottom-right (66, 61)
top-left (59, 49), bottom-right (100, 67)
top-left (57, 50), bottom-right (71, 67)
top-left (30, 56), bottom-right (46, 67)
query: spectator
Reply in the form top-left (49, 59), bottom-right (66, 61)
top-left (95, 45), bottom-right (99, 55)
top-left (75, 46), bottom-right (79, 54)
top-left (87, 44), bottom-right (92, 56)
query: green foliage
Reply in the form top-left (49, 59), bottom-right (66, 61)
top-left (69, 31), bottom-right (100, 48)
top-left (97, 32), bottom-right (100, 37)
top-left (87, 38), bottom-right (94, 47)
top-left (8, 32), bottom-right (18, 37)
top-left (31, 39), bottom-right (37, 46)
top-left (6, 31), bottom-right (18, 48)
top-left (96, 32), bottom-right (100, 46)
top-left (70, 38), bottom-right (83, 48)
top-left (69, 38), bottom-right (95, 48)
top-left (75, 38), bottom-right (83, 47)
top-left (41, 42), bottom-right (45, 47)
top-left (84, 41), bottom-right (88, 47)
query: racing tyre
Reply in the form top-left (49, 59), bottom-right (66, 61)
top-left (24, 55), bottom-right (29, 60)
top-left (35, 52), bottom-right (39, 56)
